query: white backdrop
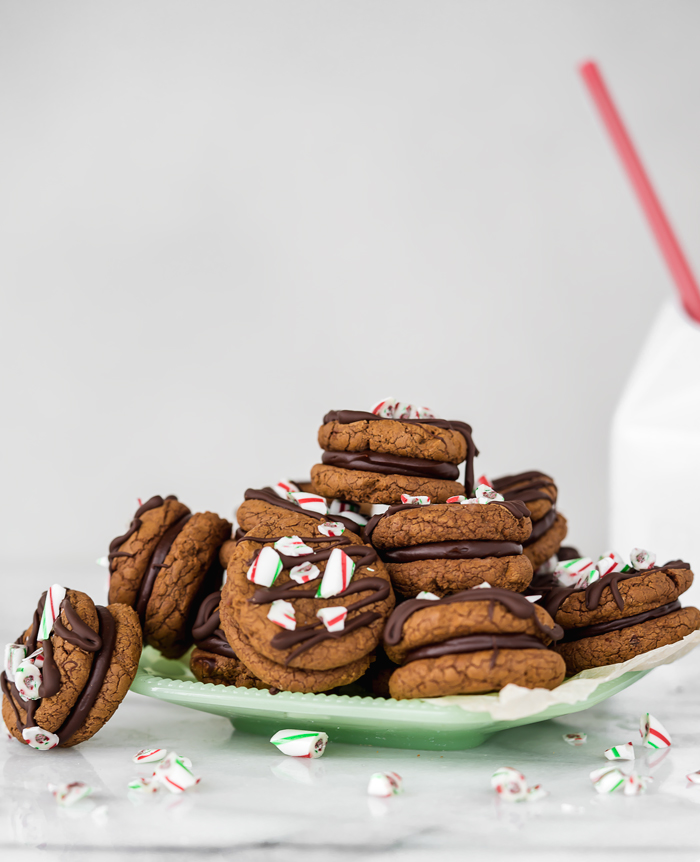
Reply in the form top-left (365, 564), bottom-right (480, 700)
top-left (1, 1), bottom-right (699, 572)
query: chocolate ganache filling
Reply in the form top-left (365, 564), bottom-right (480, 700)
top-left (192, 592), bottom-right (236, 659)
top-left (321, 450), bottom-right (460, 481)
top-left (243, 488), bottom-right (363, 533)
top-left (560, 600), bottom-right (682, 643)
top-left (522, 507), bottom-right (557, 546)
top-left (323, 410), bottom-right (478, 496)
top-left (383, 587), bottom-right (563, 647)
top-left (380, 540), bottom-right (523, 564)
top-left (403, 633), bottom-right (548, 667)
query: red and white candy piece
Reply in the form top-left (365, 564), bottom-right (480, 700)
top-left (474, 484), bottom-right (504, 503)
top-left (38, 584), bottom-right (67, 641)
top-left (267, 600), bottom-right (296, 631)
top-left (290, 492), bottom-right (327, 515)
top-left (624, 773), bottom-right (653, 796)
top-left (316, 548), bottom-right (355, 598)
top-left (316, 606), bottom-right (347, 633)
top-left (4, 643), bottom-right (26, 680)
top-left (48, 781), bottom-right (92, 807)
top-left (526, 785), bottom-right (549, 802)
top-left (400, 495), bottom-right (431, 505)
top-left (473, 581), bottom-right (492, 589)
top-left (604, 742), bottom-right (635, 761)
top-left (416, 591), bottom-right (440, 601)
top-left (318, 521), bottom-right (345, 538)
top-left (630, 548), bottom-right (656, 571)
top-left (686, 771), bottom-right (700, 785)
top-left (153, 752), bottom-right (200, 794)
top-left (555, 557), bottom-right (598, 589)
top-left (274, 536), bottom-right (314, 557)
top-left (491, 767), bottom-right (528, 803)
top-left (290, 562), bottom-right (321, 584)
top-left (371, 398), bottom-right (397, 418)
top-left (477, 475), bottom-right (492, 488)
top-left (640, 713), bottom-right (671, 749)
top-left (367, 772), bottom-right (403, 797)
top-left (127, 776), bottom-right (158, 793)
top-left (337, 510), bottom-right (368, 527)
top-left (563, 732), bottom-right (587, 746)
top-left (328, 499), bottom-right (360, 514)
top-left (14, 658), bottom-right (42, 702)
top-left (537, 556), bottom-right (558, 575)
top-left (133, 747), bottom-right (167, 764)
top-left (596, 551), bottom-right (626, 577)
top-left (446, 495), bottom-right (467, 504)
top-left (247, 547), bottom-right (283, 587)
top-left (270, 729), bottom-right (328, 758)
top-left (272, 480), bottom-right (300, 500)
top-left (590, 766), bottom-right (625, 794)
top-left (22, 726), bottom-right (59, 750)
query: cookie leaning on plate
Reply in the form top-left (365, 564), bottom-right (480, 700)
top-left (2, 587), bottom-right (141, 749)
top-left (364, 499), bottom-right (533, 597)
top-left (490, 471), bottom-right (568, 569)
top-left (107, 495), bottom-right (231, 657)
top-left (542, 559), bottom-right (700, 674)
top-left (219, 523), bottom-right (395, 693)
top-left (383, 588), bottom-right (565, 699)
top-left (310, 406), bottom-right (477, 504)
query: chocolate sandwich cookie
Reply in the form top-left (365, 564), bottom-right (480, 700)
top-left (364, 500), bottom-right (533, 597)
top-left (311, 409), bottom-right (478, 505)
top-left (2, 588), bottom-right (141, 749)
top-left (491, 471), bottom-right (568, 568)
top-left (542, 561), bottom-right (700, 674)
top-left (189, 592), bottom-right (270, 690)
top-left (237, 484), bottom-right (366, 538)
top-left (108, 495), bottom-right (231, 658)
top-left (219, 524), bottom-right (395, 693)
top-left (383, 588), bottom-right (565, 699)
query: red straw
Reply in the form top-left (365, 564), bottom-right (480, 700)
top-left (579, 60), bottom-right (700, 323)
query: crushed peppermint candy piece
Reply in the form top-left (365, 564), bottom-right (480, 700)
top-left (590, 766), bottom-right (626, 794)
top-left (686, 771), bottom-right (700, 785)
top-left (604, 742), bottom-right (635, 761)
top-left (474, 484), bottom-right (504, 503)
top-left (14, 658), bottom-right (43, 702)
top-left (537, 555), bottom-right (558, 575)
top-left (472, 581), bottom-right (492, 589)
top-left (446, 495), bottom-right (467, 504)
top-left (640, 713), bottom-right (671, 749)
top-left (270, 729), bottom-right (328, 758)
top-left (328, 499), bottom-right (360, 514)
top-left (247, 547), bottom-right (283, 587)
top-left (274, 536), bottom-right (314, 557)
top-left (289, 562), bottom-right (321, 584)
top-left (267, 600), bottom-right (296, 631)
top-left (48, 782), bottom-right (93, 807)
top-left (624, 773), bottom-right (653, 796)
top-left (367, 772), bottom-right (403, 797)
top-left (127, 776), bottom-right (159, 793)
top-left (596, 551), bottom-right (626, 577)
top-left (563, 732), bottom-right (587, 746)
top-left (416, 591), bottom-right (440, 601)
top-left (290, 492), bottom-right (327, 515)
top-left (555, 557), bottom-right (598, 589)
top-left (317, 522), bottom-right (345, 537)
top-left (491, 767), bottom-right (529, 803)
top-left (630, 548), bottom-right (656, 571)
top-left (152, 752), bottom-right (200, 794)
top-left (272, 480), bottom-right (300, 500)
top-left (371, 398), bottom-right (397, 418)
top-left (316, 548), bottom-right (355, 598)
top-left (476, 475), bottom-right (492, 488)
top-left (4, 643), bottom-right (26, 681)
top-left (400, 495), bottom-right (431, 505)
top-left (22, 726), bottom-right (59, 751)
top-left (38, 585), bottom-right (67, 641)
top-left (133, 748), bottom-right (167, 764)
top-left (316, 607), bottom-right (347, 632)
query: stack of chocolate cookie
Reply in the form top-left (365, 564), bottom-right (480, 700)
top-left (539, 551), bottom-right (700, 674)
top-left (489, 471), bottom-right (568, 570)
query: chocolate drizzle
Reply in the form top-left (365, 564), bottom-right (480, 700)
top-left (191, 592), bottom-right (237, 659)
top-left (363, 500), bottom-right (531, 543)
top-left (135, 513), bottom-right (192, 625)
top-left (322, 410), bottom-right (479, 496)
top-left (107, 495), bottom-right (178, 574)
top-left (383, 587), bottom-right (562, 646)
top-left (379, 540), bottom-right (523, 563)
top-left (543, 561), bottom-right (690, 618)
top-left (403, 633), bottom-right (547, 666)
top-left (522, 507), bottom-right (557, 546)
top-left (560, 600), bottom-right (682, 643)
top-left (54, 599), bottom-right (103, 652)
top-left (244, 536), bottom-right (377, 570)
top-left (243, 488), bottom-right (363, 534)
top-left (491, 471), bottom-right (555, 505)
top-left (321, 450), bottom-right (460, 481)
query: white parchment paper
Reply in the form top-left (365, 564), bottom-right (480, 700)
top-left (421, 630), bottom-right (700, 720)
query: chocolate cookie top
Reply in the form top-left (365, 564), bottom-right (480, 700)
top-left (542, 561), bottom-right (694, 628)
top-left (237, 487), bottom-right (365, 536)
top-left (365, 501), bottom-right (532, 548)
top-left (491, 471), bottom-right (557, 521)
top-left (383, 587), bottom-right (562, 664)
top-left (221, 524), bottom-right (395, 671)
top-left (320, 409), bottom-right (478, 493)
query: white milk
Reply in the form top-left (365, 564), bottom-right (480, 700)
top-left (610, 298), bottom-right (700, 607)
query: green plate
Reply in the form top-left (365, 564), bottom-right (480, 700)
top-left (130, 647), bottom-right (651, 750)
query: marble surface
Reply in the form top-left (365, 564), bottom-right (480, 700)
top-left (3, 565), bottom-right (700, 862)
